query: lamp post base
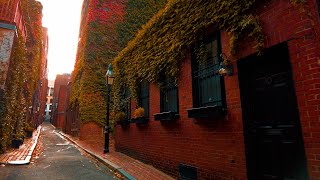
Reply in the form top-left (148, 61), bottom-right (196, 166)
top-left (104, 148), bottom-right (109, 153)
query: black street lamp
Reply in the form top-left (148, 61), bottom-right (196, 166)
top-left (104, 63), bottom-right (114, 153)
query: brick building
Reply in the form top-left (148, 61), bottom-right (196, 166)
top-left (69, 0), bottom-right (128, 149)
top-left (45, 80), bottom-right (54, 121)
top-left (29, 27), bottom-right (48, 127)
top-left (64, 81), bottom-right (80, 136)
top-left (113, 0), bottom-right (320, 179)
top-left (51, 73), bottom-right (70, 128)
top-left (0, 0), bottom-right (26, 93)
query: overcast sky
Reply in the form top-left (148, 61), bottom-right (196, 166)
top-left (38, 0), bottom-right (83, 80)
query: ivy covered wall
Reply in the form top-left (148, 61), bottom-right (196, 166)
top-left (71, 0), bottom-right (166, 126)
top-left (112, 0), bottom-right (305, 106)
top-left (0, 0), bottom-right (43, 152)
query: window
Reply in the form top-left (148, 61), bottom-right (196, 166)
top-left (138, 80), bottom-right (149, 117)
top-left (160, 80), bottom-right (178, 113)
top-left (191, 32), bottom-right (226, 108)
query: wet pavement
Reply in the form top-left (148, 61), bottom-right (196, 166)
top-left (0, 122), bottom-right (118, 180)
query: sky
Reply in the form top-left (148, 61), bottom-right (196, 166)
top-left (37, 0), bottom-right (83, 80)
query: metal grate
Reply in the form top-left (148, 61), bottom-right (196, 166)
top-left (160, 80), bottom-right (178, 113)
top-left (178, 164), bottom-right (197, 180)
top-left (191, 33), bottom-right (225, 108)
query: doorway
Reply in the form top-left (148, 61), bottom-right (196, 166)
top-left (238, 43), bottom-right (309, 180)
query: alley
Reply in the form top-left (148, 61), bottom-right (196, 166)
top-left (0, 122), bottom-right (117, 180)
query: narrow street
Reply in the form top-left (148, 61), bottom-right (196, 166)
top-left (0, 122), bottom-right (117, 180)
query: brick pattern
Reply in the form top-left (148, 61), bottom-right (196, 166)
top-left (0, 0), bottom-right (26, 39)
top-left (52, 74), bottom-right (70, 127)
top-left (64, 82), bottom-right (80, 136)
top-left (64, 134), bottom-right (174, 180)
top-left (56, 85), bottom-right (67, 130)
top-left (79, 122), bottom-right (104, 146)
top-left (115, 0), bottom-right (320, 179)
top-left (0, 130), bottom-right (38, 164)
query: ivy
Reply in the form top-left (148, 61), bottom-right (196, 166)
top-left (117, 0), bottom-right (167, 49)
top-left (113, 0), bottom-right (304, 105)
top-left (0, 31), bottom-right (28, 151)
top-left (113, 0), bottom-right (167, 112)
top-left (0, 0), bottom-right (43, 152)
top-left (71, 0), bottom-right (127, 126)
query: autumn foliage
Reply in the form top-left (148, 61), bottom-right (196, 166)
top-left (71, 0), bottom-right (166, 126)
top-left (0, 0), bottom-right (43, 152)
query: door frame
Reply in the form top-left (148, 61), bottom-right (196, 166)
top-left (237, 43), bottom-right (309, 179)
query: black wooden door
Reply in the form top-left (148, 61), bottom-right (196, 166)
top-left (238, 43), bottom-right (309, 180)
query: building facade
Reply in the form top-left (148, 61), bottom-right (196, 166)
top-left (29, 27), bottom-right (49, 127)
top-left (51, 73), bottom-right (71, 129)
top-left (113, 0), bottom-right (320, 179)
top-left (0, 0), bottom-right (45, 152)
top-left (0, 0), bottom-right (26, 92)
top-left (45, 80), bottom-right (54, 121)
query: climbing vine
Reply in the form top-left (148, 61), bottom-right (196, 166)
top-left (0, 31), bottom-right (28, 151)
top-left (113, 0), bottom-right (305, 106)
top-left (71, 0), bottom-right (167, 126)
top-left (0, 0), bottom-right (43, 152)
top-left (71, 0), bottom-right (127, 126)
top-left (117, 0), bottom-right (167, 49)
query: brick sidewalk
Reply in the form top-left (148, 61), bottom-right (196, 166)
top-left (60, 132), bottom-right (174, 180)
top-left (0, 126), bottom-right (41, 165)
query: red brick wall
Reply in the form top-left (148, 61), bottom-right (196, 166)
top-left (57, 85), bottom-right (67, 130)
top-left (52, 74), bottom-right (70, 126)
top-left (79, 122), bottom-right (104, 147)
top-left (0, 0), bottom-right (26, 39)
top-left (115, 0), bottom-right (320, 179)
top-left (39, 78), bottom-right (48, 124)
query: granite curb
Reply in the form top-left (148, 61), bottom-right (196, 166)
top-left (58, 131), bottom-right (136, 180)
top-left (6, 125), bottom-right (42, 165)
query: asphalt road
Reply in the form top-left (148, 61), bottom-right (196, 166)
top-left (0, 122), bottom-right (117, 180)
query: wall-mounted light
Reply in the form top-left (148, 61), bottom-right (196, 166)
top-left (218, 53), bottom-right (233, 76)
top-left (105, 64), bottom-right (114, 85)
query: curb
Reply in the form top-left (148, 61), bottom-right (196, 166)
top-left (7, 125), bottom-right (42, 165)
top-left (58, 131), bottom-right (136, 180)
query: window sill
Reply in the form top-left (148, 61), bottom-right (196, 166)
top-left (187, 105), bottom-right (226, 119)
top-left (154, 111), bottom-right (179, 121)
top-left (131, 117), bottom-right (149, 124)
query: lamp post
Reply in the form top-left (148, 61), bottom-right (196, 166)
top-left (104, 63), bottom-right (114, 153)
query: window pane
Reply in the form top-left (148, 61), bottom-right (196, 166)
top-left (191, 33), bottom-right (224, 108)
top-left (160, 80), bottom-right (178, 113)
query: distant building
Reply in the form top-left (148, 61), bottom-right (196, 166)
top-left (45, 80), bottom-right (54, 121)
top-left (51, 73), bottom-right (71, 129)
top-left (64, 81), bottom-right (80, 136)
top-left (30, 27), bottom-right (49, 127)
